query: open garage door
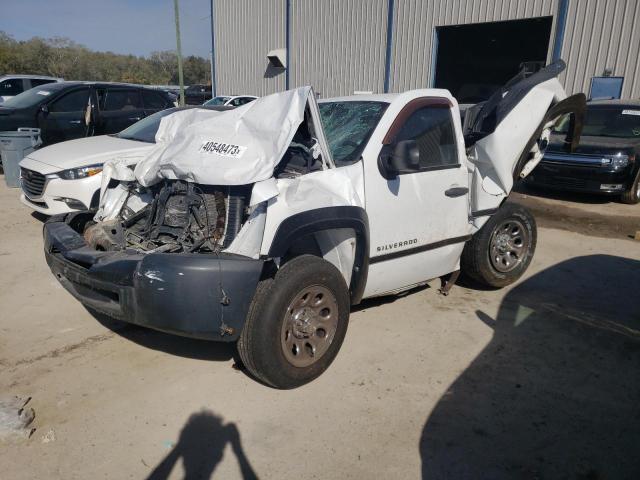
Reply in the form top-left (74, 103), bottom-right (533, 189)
top-left (434, 17), bottom-right (553, 104)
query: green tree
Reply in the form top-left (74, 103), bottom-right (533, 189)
top-left (0, 31), bottom-right (211, 86)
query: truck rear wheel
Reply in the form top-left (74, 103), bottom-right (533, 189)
top-left (461, 203), bottom-right (537, 288)
top-left (237, 255), bottom-right (350, 389)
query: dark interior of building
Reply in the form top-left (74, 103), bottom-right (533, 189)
top-left (434, 17), bottom-right (553, 103)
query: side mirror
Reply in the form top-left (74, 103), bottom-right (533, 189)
top-left (378, 139), bottom-right (421, 180)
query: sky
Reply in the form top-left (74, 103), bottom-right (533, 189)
top-left (0, 0), bottom-right (212, 58)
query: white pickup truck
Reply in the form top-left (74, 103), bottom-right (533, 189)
top-left (43, 61), bottom-right (584, 388)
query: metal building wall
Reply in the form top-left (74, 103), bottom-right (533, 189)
top-left (388, 0), bottom-right (559, 92)
top-left (289, 0), bottom-right (389, 97)
top-left (560, 0), bottom-right (640, 98)
top-left (213, 0), bottom-right (286, 96)
top-left (211, 0), bottom-right (640, 99)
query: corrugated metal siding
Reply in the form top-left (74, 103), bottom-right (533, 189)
top-left (213, 0), bottom-right (286, 96)
top-left (211, 0), bottom-right (640, 99)
top-left (289, 0), bottom-right (389, 97)
top-left (388, 0), bottom-right (558, 92)
top-left (560, 0), bottom-right (640, 98)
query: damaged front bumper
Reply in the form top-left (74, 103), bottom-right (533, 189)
top-left (44, 217), bottom-right (263, 341)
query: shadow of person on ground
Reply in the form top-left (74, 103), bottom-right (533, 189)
top-left (147, 410), bottom-right (258, 480)
top-left (420, 254), bottom-right (640, 479)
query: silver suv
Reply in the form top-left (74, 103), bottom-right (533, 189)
top-left (0, 74), bottom-right (63, 104)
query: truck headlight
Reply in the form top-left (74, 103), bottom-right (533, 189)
top-left (58, 164), bottom-right (103, 180)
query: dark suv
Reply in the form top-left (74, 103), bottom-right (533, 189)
top-left (527, 99), bottom-right (640, 204)
top-left (184, 84), bottom-right (212, 105)
top-left (0, 82), bottom-right (175, 147)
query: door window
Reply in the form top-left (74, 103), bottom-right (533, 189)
top-left (99, 89), bottom-right (142, 111)
top-left (0, 79), bottom-right (24, 96)
top-left (142, 90), bottom-right (169, 109)
top-left (394, 107), bottom-right (458, 170)
top-left (49, 88), bottom-right (90, 113)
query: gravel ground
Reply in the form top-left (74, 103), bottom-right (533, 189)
top-left (0, 178), bottom-right (639, 480)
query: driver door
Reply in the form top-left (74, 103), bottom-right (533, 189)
top-left (363, 98), bottom-right (471, 297)
top-left (38, 87), bottom-right (91, 145)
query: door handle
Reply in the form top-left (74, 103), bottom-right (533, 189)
top-left (128, 117), bottom-right (141, 121)
top-left (445, 186), bottom-right (469, 197)
top-left (69, 120), bottom-right (82, 124)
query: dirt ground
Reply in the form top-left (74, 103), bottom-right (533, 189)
top-left (1, 178), bottom-right (639, 480)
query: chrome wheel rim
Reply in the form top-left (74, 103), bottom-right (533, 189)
top-left (489, 219), bottom-right (530, 273)
top-left (280, 285), bottom-right (339, 368)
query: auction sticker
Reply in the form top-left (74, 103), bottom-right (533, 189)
top-left (199, 141), bottom-right (247, 158)
top-left (622, 109), bottom-right (640, 116)
top-left (36, 90), bottom-right (51, 96)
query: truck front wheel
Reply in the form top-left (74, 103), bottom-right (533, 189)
top-left (237, 255), bottom-right (350, 389)
top-left (461, 203), bottom-right (537, 288)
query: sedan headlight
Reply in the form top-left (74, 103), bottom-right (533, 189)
top-left (58, 164), bottom-right (103, 180)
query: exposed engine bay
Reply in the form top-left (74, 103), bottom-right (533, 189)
top-left (85, 103), bottom-right (325, 255)
top-left (84, 180), bottom-right (251, 253)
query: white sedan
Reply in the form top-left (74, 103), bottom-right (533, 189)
top-left (204, 95), bottom-right (257, 107)
top-left (18, 107), bottom-right (207, 215)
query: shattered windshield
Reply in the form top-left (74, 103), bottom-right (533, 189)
top-left (319, 101), bottom-right (388, 165)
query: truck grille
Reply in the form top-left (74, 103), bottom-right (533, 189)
top-left (21, 167), bottom-right (47, 197)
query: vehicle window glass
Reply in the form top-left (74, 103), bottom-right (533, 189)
top-left (1, 83), bottom-right (64, 108)
top-left (205, 96), bottom-right (229, 106)
top-left (117, 107), bottom-right (182, 143)
top-left (235, 97), bottom-right (255, 106)
top-left (319, 101), bottom-right (388, 165)
top-left (142, 90), bottom-right (169, 109)
top-left (0, 79), bottom-right (24, 96)
top-left (30, 79), bottom-right (57, 88)
top-left (49, 88), bottom-right (90, 113)
top-left (555, 106), bottom-right (640, 138)
top-left (394, 107), bottom-right (458, 169)
top-left (101, 89), bottom-right (142, 111)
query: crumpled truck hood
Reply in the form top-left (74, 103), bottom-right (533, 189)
top-left (132, 86), bottom-right (333, 187)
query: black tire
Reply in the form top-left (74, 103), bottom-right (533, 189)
top-left (461, 203), bottom-right (537, 288)
top-left (620, 169), bottom-right (640, 204)
top-left (237, 255), bottom-right (350, 389)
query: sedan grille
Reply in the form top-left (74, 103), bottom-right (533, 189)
top-left (21, 167), bottom-right (46, 197)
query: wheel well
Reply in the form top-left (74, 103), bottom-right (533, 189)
top-left (274, 227), bottom-right (365, 305)
top-left (267, 207), bottom-right (370, 304)
top-left (282, 232), bottom-right (323, 263)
